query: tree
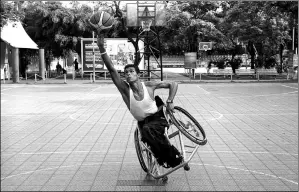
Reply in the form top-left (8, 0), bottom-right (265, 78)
top-left (23, 1), bottom-right (95, 59)
top-left (164, 1), bottom-right (223, 54)
top-left (17, 1), bottom-right (297, 71)
top-left (221, 1), bottom-right (294, 69)
top-left (1, 1), bottom-right (35, 76)
top-left (0, 1), bottom-right (25, 28)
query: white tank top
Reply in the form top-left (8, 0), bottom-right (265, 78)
top-left (129, 82), bottom-right (158, 121)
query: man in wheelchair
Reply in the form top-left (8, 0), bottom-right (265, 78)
top-left (96, 33), bottom-right (184, 169)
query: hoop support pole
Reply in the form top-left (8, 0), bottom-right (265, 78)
top-left (73, 69), bottom-right (75, 80)
top-left (64, 74), bottom-right (67, 84)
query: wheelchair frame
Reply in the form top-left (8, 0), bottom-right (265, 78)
top-left (134, 106), bottom-right (207, 182)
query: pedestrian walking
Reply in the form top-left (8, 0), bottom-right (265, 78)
top-left (56, 62), bottom-right (62, 76)
top-left (73, 58), bottom-right (79, 72)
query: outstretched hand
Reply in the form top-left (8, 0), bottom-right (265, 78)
top-left (87, 18), bottom-right (109, 36)
top-left (87, 18), bottom-right (100, 33)
top-left (87, 18), bottom-right (107, 48)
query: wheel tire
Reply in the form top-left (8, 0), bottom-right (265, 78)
top-left (169, 106), bottom-right (207, 145)
top-left (134, 129), bottom-right (148, 172)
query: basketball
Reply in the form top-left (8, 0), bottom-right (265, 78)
top-left (89, 11), bottom-right (114, 30)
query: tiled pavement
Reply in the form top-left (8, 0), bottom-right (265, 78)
top-left (1, 82), bottom-right (298, 191)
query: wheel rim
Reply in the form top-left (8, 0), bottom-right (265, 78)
top-left (172, 107), bottom-right (207, 144)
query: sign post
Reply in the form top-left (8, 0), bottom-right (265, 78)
top-left (92, 4), bottom-right (95, 82)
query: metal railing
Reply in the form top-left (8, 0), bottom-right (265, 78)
top-left (34, 73), bottom-right (44, 83)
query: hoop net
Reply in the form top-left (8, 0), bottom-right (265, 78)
top-left (203, 45), bottom-right (209, 52)
top-left (141, 20), bottom-right (152, 32)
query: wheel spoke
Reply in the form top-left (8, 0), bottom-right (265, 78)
top-left (168, 106), bottom-right (207, 145)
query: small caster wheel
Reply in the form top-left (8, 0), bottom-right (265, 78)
top-left (162, 176), bottom-right (168, 183)
top-left (184, 163), bottom-right (190, 171)
top-left (145, 173), bottom-right (151, 180)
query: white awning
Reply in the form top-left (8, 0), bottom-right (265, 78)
top-left (0, 21), bottom-right (39, 49)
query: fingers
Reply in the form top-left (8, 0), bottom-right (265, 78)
top-left (166, 103), bottom-right (174, 113)
top-left (87, 19), bottom-right (97, 30)
top-left (87, 19), bottom-right (104, 36)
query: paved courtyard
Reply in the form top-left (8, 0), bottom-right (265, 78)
top-left (1, 82), bottom-right (298, 191)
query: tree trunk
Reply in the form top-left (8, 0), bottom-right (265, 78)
top-left (250, 54), bottom-right (255, 69)
top-left (231, 52), bottom-right (236, 74)
top-left (248, 41), bottom-right (255, 69)
top-left (279, 44), bottom-right (283, 68)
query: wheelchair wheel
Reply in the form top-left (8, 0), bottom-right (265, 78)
top-left (134, 128), bottom-right (152, 173)
top-left (168, 106), bottom-right (207, 145)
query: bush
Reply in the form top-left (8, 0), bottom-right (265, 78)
top-left (264, 57), bottom-right (277, 69)
top-left (255, 56), bottom-right (263, 68)
top-left (230, 58), bottom-right (242, 69)
top-left (213, 59), bottom-right (226, 69)
top-left (228, 57), bottom-right (242, 73)
top-left (276, 65), bottom-right (288, 73)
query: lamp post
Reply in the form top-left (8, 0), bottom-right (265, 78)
top-left (92, 1), bottom-right (95, 83)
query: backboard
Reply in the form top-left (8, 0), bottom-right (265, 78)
top-left (199, 42), bottom-right (213, 51)
top-left (126, 2), bottom-right (167, 27)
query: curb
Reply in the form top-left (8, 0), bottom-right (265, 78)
top-left (1, 80), bottom-right (297, 85)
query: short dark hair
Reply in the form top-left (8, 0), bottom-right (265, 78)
top-left (124, 64), bottom-right (140, 74)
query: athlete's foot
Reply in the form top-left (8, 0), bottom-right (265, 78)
top-left (184, 163), bottom-right (190, 171)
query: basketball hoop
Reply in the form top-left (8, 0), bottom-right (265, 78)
top-left (199, 42), bottom-right (213, 51)
top-left (141, 20), bottom-right (152, 32)
top-left (203, 45), bottom-right (208, 52)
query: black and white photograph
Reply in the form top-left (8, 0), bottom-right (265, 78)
top-left (1, 0), bottom-right (298, 191)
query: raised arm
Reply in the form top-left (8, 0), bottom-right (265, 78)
top-left (96, 34), bottom-right (126, 90)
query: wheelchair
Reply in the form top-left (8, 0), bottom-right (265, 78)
top-left (134, 105), bottom-right (207, 182)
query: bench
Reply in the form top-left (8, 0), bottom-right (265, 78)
top-left (84, 70), bottom-right (123, 80)
top-left (213, 69), bottom-right (233, 81)
top-left (213, 69), bottom-right (233, 75)
top-left (139, 69), bottom-right (162, 80)
top-left (256, 68), bottom-right (278, 80)
top-left (105, 70), bottom-right (124, 79)
top-left (25, 71), bottom-right (40, 80)
top-left (236, 69), bottom-right (255, 75)
top-left (235, 69), bottom-right (256, 78)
